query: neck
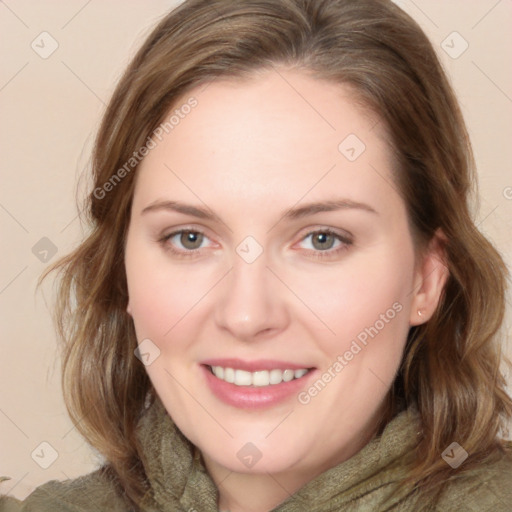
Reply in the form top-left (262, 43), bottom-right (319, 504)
top-left (201, 405), bottom-right (385, 512)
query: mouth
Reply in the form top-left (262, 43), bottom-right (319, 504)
top-left (206, 365), bottom-right (312, 387)
top-left (200, 359), bottom-right (317, 409)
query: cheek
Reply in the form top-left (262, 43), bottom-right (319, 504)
top-left (125, 238), bottom-right (177, 339)
top-left (125, 241), bottom-right (219, 344)
top-left (301, 245), bottom-right (414, 354)
top-left (127, 270), bottom-right (193, 340)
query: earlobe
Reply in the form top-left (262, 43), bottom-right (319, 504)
top-left (409, 229), bottom-right (449, 326)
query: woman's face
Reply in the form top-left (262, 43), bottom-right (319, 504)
top-left (125, 69), bottom-right (439, 480)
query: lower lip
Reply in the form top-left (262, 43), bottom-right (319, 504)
top-left (201, 365), bottom-right (315, 409)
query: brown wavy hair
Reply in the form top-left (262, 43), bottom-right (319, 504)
top-left (44, 0), bottom-right (512, 508)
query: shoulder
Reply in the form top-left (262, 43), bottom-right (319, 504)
top-left (0, 469), bottom-right (130, 512)
top-left (434, 445), bottom-right (512, 512)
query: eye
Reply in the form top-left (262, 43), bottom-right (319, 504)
top-left (159, 229), bottom-right (213, 257)
top-left (297, 229), bottom-right (353, 260)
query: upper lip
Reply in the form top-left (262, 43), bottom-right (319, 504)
top-left (201, 358), bottom-right (315, 372)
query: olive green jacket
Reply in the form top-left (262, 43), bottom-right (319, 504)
top-left (2, 398), bottom-right (511, 511)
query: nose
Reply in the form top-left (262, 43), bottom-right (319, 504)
top-left (214, 251), bottom-right (290, 342)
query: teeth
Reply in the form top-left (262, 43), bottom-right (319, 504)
top-left (235, 369), bottom-right (252, 386)
top-left (269, 369), bottom-right (283, 385)
top-left (224, 367), bottom-right (235, 383)
top-left (212, 366), bottom-right (224, 379)
top-left (210, 366), bottom-right (310, 387)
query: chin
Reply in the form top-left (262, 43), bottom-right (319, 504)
top-left (198, 437), bottom-right (309, 475)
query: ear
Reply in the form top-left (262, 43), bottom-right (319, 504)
top-left (127, 302), bottom-right (132, 316)
top-left (409, 228), bottom-right (449, 326)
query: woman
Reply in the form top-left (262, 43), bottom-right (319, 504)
top-left (2, 0), bottom-right (511, 510)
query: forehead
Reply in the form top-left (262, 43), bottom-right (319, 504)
top-left (133, 68), bottom-right (402, 222)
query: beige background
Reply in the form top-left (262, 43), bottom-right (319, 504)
top-left (1, 0), bottom-right (511, 501)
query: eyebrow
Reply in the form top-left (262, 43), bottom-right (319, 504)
top-left (141, 198), bottom-right (378, 222)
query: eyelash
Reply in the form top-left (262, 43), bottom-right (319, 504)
top-left (158, 228), bottom-right (353, 261)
